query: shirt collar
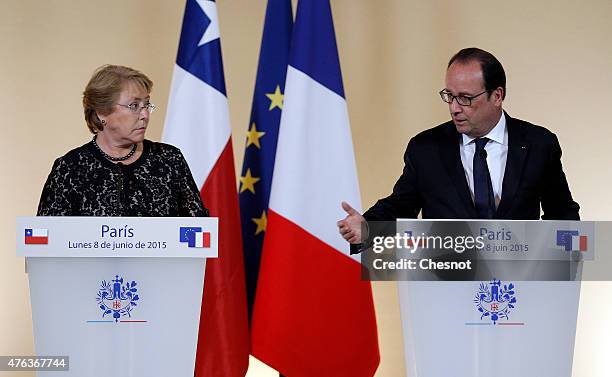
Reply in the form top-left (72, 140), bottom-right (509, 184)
top-left (462, 112), bottom-right (507, 146)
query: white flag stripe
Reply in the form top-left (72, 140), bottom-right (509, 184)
top-left (32, 229), bottom-right (48, 237)
top-left (162, 65), bottom-right (231, 188)
top-left (195, 232), bottom-right (205, 248)
top-left (571, 235), bottom-right (581, 250)
top-left (270, 67), bottom-right (361, 260)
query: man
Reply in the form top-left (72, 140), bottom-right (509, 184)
top-left (338, 47), bottom-right (580, 247)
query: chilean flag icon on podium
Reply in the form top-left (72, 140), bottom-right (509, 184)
top-left (25, 228), bottom-right (48, 245)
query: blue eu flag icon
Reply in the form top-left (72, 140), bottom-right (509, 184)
top-left (180, 227), bottom-right (202, 247)
top-left (556, 230), bottom-right (579, 251)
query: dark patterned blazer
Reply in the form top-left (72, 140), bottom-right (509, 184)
top-left (37, 139), bottom-right (208, 217)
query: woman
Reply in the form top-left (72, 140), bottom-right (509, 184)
top-left (37, 65), bottom-right (208, 217)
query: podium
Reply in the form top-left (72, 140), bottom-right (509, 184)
top-left (380, 220), bottom-right (593, 377)
top-left (16, 217), bottom-right (218, 376)
top-left (399, 281), bottom-right (580, 377)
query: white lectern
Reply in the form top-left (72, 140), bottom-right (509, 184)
top-left (399, 281), bottom-right (580, 377)
top-left (16, 217), bottom-right (218, 377)
top-left (392, 220), bottom-right (591, 377)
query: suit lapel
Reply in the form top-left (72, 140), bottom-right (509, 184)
top-left (496, 115), bottom-right (529, 217)
top-left (439, 123), bottom-right (477, 218)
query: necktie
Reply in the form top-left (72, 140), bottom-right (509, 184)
top-left (473, 137), bottom-right (495, 219)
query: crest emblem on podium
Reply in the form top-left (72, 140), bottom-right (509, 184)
top-left (96, 275), bottom-right (140, 322)
top-left (474, 279), bottom-right (517, 324)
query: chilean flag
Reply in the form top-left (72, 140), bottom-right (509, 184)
top-left (251, 0), bottom-right (380, 375)
top-left (162, 1), bottom-right (249, 376)
top-left (25, 228), bottom-right (48, 245)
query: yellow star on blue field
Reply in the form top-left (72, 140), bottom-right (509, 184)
top-left (239, 168), bottom-right (260, 194)
top-left (265, 85), bottom-right (284, 111)
top-left (246, 122), bottom-right (266, 149)
top-left (252, 210), bottom-right (267, 235)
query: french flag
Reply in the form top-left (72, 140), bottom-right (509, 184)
top-left (192, 231), bottom-right (211, 248)
top-left (25, 228), bottom-right (48, 245)
top-left (251, 0), bottom-right (380, 375)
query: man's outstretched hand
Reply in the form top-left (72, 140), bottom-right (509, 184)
top-left (337, 201), bottom-right (365, 244)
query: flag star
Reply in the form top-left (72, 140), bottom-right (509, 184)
top-left (246, 122), bottom-right (266, 149)
top-left (196, 0), bottom-right (220, 46)
top-left (252, 210), bottom-right (267, 235)
top-left (239, 168), bottom-right (260, 194)
top-left (265, 85), bottom-right (284, 111)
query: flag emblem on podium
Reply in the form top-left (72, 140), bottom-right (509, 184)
top-left (180, 227), bottom-right (211, 248)
top-left (556, 230), bottom-right (588, 252)
top-left (25, 228), bottom-right (48, 245)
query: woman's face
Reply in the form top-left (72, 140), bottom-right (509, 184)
top-left (99, 81), bottom-right (150, 146)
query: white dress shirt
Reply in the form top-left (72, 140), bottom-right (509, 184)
top-left (459, 112), bottom-right (508, 208)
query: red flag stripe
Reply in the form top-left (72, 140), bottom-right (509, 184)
top-left (25, 236), bottom-right (48, 245)
top-left (194, 140), bottom-right (249, 377)
top-left (580, 236), bottom-right (587, 252)
top-left (252, 209), bottom-right (379, 376)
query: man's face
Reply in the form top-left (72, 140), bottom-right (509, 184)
top-left (444, 60), bottom-right (503, 138)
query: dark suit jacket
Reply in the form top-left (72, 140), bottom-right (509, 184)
top-left (363, 113), bottom-right (580, 221)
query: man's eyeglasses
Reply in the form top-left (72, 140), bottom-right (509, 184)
top-left (439, 90), bottom-right (487, 106)
top-left (117, 102), bottom-right (157, 114)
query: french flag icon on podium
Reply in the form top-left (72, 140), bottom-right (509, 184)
top-left (556, 230), bottom-right (588, 252)
top-left (25, 228), bottom-right (48, 245)
top-left (179, 227), bottom-right (211, 248)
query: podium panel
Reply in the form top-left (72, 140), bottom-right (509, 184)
top-left (29, 258), bottom-right (205, 376)
top-left (379, 220), bottom-right (591, 377)
top-left (399, 281), bottom-right (580, 377)
top-left (17, 217), bottom-right (217, 377)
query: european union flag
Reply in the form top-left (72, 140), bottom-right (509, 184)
top-left (556, 230), bottom-right (579, 251)
top-left (239, 0), bottom-right (293, 320)
top-left (180, 227), bottom-right (202, 244)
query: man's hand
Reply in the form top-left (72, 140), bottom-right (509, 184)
top-left (337, 201), bottom-right (365, 244)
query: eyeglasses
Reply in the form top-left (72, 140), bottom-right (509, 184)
top-left (439, 90), bottom-right (487, 106)
top-left (116, 102), bottom-right (157, 114)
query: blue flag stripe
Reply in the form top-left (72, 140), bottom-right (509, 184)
top-left (289, 0), bottom-right (345, 98)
